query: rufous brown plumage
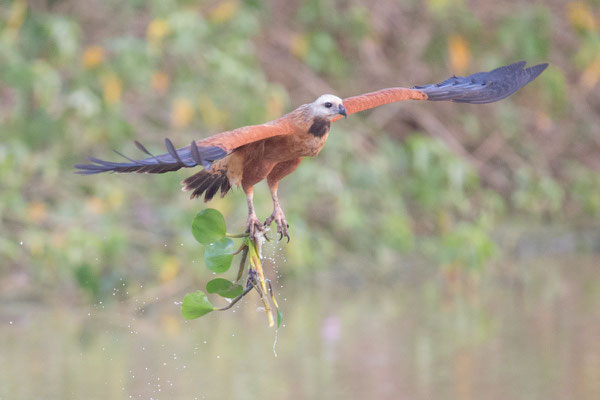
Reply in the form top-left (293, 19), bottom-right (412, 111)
top-left (76, 61), bottom-right (548, 240)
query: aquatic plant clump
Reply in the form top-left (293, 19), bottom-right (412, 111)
top-left (181, 209), bottom-right (282, 328)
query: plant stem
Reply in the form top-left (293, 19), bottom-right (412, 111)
top-left (253, 281), bottom-right (274, 327)
top-left (226, 233), bottom-right (249, 238)
top-left (214, 285), bottom-right (253, 311)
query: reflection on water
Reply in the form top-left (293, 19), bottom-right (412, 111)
top-left (1, 255), bottom-right (599, 400)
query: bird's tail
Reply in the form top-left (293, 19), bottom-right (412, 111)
top-left (414, 61), bottom-right (548, 104)
top-left (181, 167), bottom-right (232, 202)
top-left (74, 139), bottom-right (227, 175)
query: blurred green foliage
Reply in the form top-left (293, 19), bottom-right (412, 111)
top-left (1, 0), bottom-right (599, 303)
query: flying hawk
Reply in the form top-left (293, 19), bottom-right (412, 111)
top-left (76, 61), bottom-right (547, 241)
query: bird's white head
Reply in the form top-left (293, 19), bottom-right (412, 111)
top-left (310, 94), bottom-right (347, 119)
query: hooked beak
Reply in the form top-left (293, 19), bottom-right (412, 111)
top-left (339, 104), bottom-right (347, 118)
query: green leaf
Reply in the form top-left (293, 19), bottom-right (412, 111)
top-left (181, 290), bottom-right (214, 319)
top-left (205, 237), bottom-right (234, 273)
top-left (206, 278), bottom-right (243, 298)
top-left (276, 308), bottom-right (283, 328)
top-left (74, 264), bottom-right (100, 299)
top-left (192, 209), bottom-right (227, 244)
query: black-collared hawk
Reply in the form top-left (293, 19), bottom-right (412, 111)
top-left (76, 61), bottom-right (548, 241)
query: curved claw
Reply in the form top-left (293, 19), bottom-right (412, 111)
top-left (264, 208), bottom-right (290, 243)
top-left (275, 221), bottom-right (290, 242)
top-left (246, 213), bottom-right (265, 242)
top-left (279, 224), bottom-right (290, 242)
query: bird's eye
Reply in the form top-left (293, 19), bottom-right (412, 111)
top-left (324, 102), bottom-right (333, 108)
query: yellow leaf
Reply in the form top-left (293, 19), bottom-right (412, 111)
top-left (27, 202), bottom-right (47, 224)
top-left (197, 95), bottom-right (227, 128)
top-left (151, 71), bottom-right (170, 95)
top-left (567, 2), bottom-right (596, 33)
top-left (437, 209), bottom-right (452, 234)
top-left (107, 188), bottom-right (124, 211)
top-left (448, 34), bottom-right (471, 74)
top-left (290, 32), bottom-right (309, 59)
top-left (102, 74), bottom-right (122, 105)
top-left (171, 97), bottom-right (195, 128)
top-left (581, 51), bottom-right (600, 89)
top-left (147, 18), bottom-right (170, 44)
top-left (85, 197), bottom-right (105, 215)
top-left (6, 0), bottom-right (27, 38)
top-left (82, 45), bottom-right (105, 69)
top-left (209, 0), bottom-right (239, 23)
top-left (159, 256), bottom-right (179, 282)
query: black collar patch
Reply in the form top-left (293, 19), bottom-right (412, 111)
top-left (308, 118), bottom-right (330, 137)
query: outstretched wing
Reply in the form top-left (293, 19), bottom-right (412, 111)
top-left (414, 61), bottom-right (547, 103)
top-left (75, 118), bottom-right (294, 175)
top-left (195, 118), bottom-right (294, 151)
top-left (333, 61), bottom-right (547, 121)
top-left (74, 139), bottom-right (227, 175)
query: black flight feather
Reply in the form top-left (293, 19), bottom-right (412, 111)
top-left (75, 139), bottom-right (227, 175)
top-left (190, 141), bottom-right (202, 164)
top-left (414, 61), bottom-right (548, 104)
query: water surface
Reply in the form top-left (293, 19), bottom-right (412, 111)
top-left (1, 254), bottom-right (599, 400)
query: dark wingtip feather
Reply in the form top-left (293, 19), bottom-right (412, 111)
top-left (75, 139), bottom-right (228, 175)
top-left (414, 61), bottom-right (548, 104)
top-left (526, 63), bottom-right (549, 81)
top-left (113, 149), bottom-right (138, 163)
top-left (134, 140), bottom-right (157, 158)
top-left (190, 141), bottom-right (202, 164)
top-left (73, 163), bottom-right (112, 175)
top-left (165, 138), bottom-right (185, 165)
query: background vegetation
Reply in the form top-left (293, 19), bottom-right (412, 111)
top-left (1, 0), bottom-right (599, 303)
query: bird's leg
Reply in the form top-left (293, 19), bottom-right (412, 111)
top-left (264, 182), bottom-right (289, 242)
top-left (244, 187), bottom-right (264, 241)
top-left (263, 159), bottom-right (301, 242)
